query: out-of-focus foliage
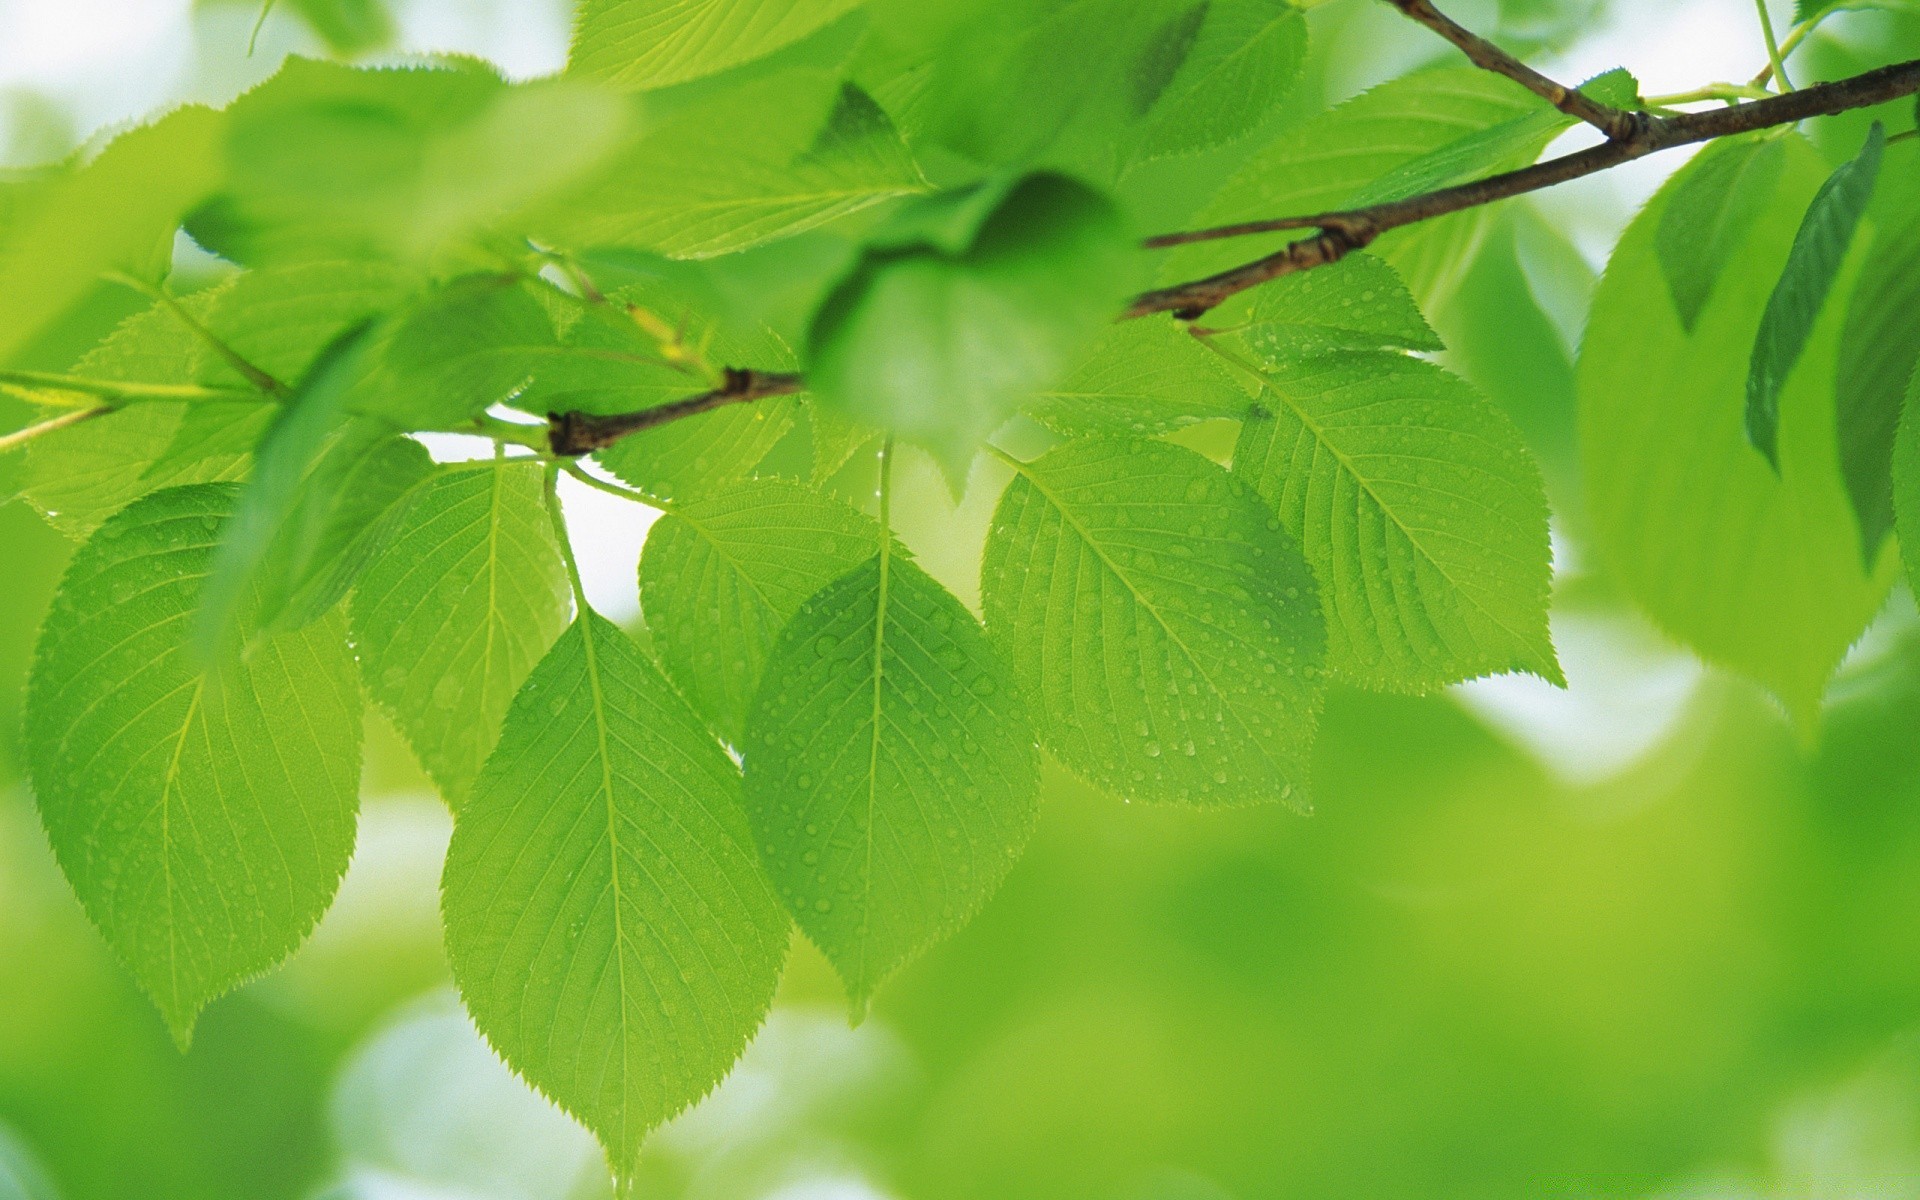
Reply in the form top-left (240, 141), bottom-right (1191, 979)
top-left (3, 0), bottom-right (1920, 1197)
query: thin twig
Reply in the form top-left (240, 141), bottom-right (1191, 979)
top-left (0, 405), bottom-right (110, 455)
top-left (1754, 0), bottom-right (1795, 91)
top-left (548, 368), bottom-right (803, 456)
top-left (105, 272), bottom-right (290, 397)
top-left (1383, 0), bottom-right (1640, 138)
top-left (1127, 57), bottom-right (1920, 318)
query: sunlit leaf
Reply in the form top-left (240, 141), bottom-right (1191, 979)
top-left (24, 484), bottom-right (362, 1043)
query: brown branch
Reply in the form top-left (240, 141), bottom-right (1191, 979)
top-left (1127, 56), bottom-right (1920, 318)
top-left (548, 368), bottom-right (803, 456)
top-left (1382, 0), bottom-right (1640, 138)
top-left (550, 55), bottom-right (1920, 453)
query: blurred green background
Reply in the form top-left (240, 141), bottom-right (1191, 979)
top-left (7, 1), bottom-right (1920, 1198)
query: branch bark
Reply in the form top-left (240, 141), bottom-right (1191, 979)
top-left (546, 47), bottom-right (1920, 455)
top-left (548, 368), bottom-right (803, 456)
top-left (1382, 0), bottom-right (1638, 138)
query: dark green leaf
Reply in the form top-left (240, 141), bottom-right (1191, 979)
top-left (1747, 123), bottom-right (1885, 466)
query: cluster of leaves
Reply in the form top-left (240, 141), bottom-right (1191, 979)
top-left (2, 0), bottom-right (1917, 1185)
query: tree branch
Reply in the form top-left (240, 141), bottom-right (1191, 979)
top-left (548, 54), bottom-right (1920, 454)
top-left (1127, 56), bottom-right (1920, 318)
top-left (1381, 0), bottom-right (1640, 138)
top-left (548, 368), bottom-right (803, 456)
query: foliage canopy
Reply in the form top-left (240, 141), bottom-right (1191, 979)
top-left (4, 0), bottom-right (1920, 1186)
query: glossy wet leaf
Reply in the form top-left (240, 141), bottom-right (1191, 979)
top-left (640, 480), bottom-right (878, 743)
top-left (1025, 320), bottom-right (1249, 438)
top-left (740, 550), bottom-right (1038, 1012)
top-left (350, 459), bottom-right (571, 804)
top-left (1231, 352), bottom-right (1560, 692)
top-left (982, 438), bottom-right (1323, 807)
top-left (443, 611), bottom-right (788, 1182)
top-left (24, 484), bottom-right (363, 1044)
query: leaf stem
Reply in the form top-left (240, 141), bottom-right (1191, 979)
top-left (1755, 0), bottom-right (1795, 91)
top-left (544, 463), bottom-right (592, 616)
top-left (0, 370), bottom-right (259, 404)
top-left (0, 405), bottom-right (111, 455)
top-left (105, 272), bottom-right (290, 398)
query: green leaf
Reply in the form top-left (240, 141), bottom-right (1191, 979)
top-left (262, 420), bottom-right (434, 632)
top-left (286, 0), bottom-right (396, 54)
top-left (640, 480), bottom-right (879, 744)
top-left (0, 104), bottom-right (224, 363)
top-left (535, 74), bottom-right (924, 261)
top-left (1833, 144), bottom-right (1920, 562)
top-left (1230, 351), bottom-right (1561, 691)
top-left (1654, 135), bottom-right (1790, 332)
top-left (1747, 123), bottom-right (1885, 466)
top-left (1129, 0), bottom-right (1309, 164)
top-left (1025, 319), bottom-right (1249, 438)
top-left (982, 438), bottom-right (1323, 806)
top-left (1581, 133), bottom-right (1892, 729)
top-left (1891, 369), bottom-right (1920, 595)
top-left (740, 549), bottom-right (1038, 1012)
top-left (200, 259), bottom-right (419, 387)
top-left (568, 0), bottom-right (866, 90)
top-left (443, 610), bottom-right (788, 1182)
top-left (1237, 252), bottom-right (1443, 362)
top-left (595, 398), bottom-right (802, 503)
top-left (19, 296), bottom-right (257, 539)
top-left (350, 460), bottom-right (572, 804)
top-left (24, 484), bottom-right (363, 1044)
top-left (809, 172), bottom-right (1136, 487)
top-left (366, 276), bottom-right (561, 430)
top-left (1167, 68), bottom-right (1555, 306)
top-left (195, 325), bottom-right (373, 654)
top-left (193, 58), bottom-right (630, 264)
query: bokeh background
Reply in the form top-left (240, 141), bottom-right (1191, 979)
top-left (5, 1), bottom-right (1920, 1197)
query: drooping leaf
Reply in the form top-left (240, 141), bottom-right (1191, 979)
top-left (1581, 132), bottom-right (1892, 729)
top-left (0, 104), bottom-right (224, 362)
top-left (24, 484), bottom-right (363, 1044)
top-left (195, 325), bottom-right (374, 653)
top-left (1237, 252), bottom-right (1443, 362)
top-left (261, 420), bottom-right (434, 632)
top-left (640, 480), bottom-right (879, 743)
top-left (350, 460), bottom-right (571, 804)
top-left (1231, 352), bottom-right (1561, 692)
top-left (1024, 319), bottom-right (1249, 438)
top-left (1833, 144), bottom-right (1920, 563)
top-left (568, 0), bottom-right (867, 90)
top-left (1654, 134), bottom-right (1790, 332)
top-left (1129, 0), bottom-right (1309, 165)
top-left (808, 172), bottom-right (1137, 487)
top-left (535, 74), bottom-right (924, 261)
top-left (981, 438), bottom-right (1323, 806)
top-left (443, 611), bottom-right (788, 1183)
top-left (740, 549), bottom-right (1038, 1012)
top-left (1746, 123), bottom-right (1885, 466)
